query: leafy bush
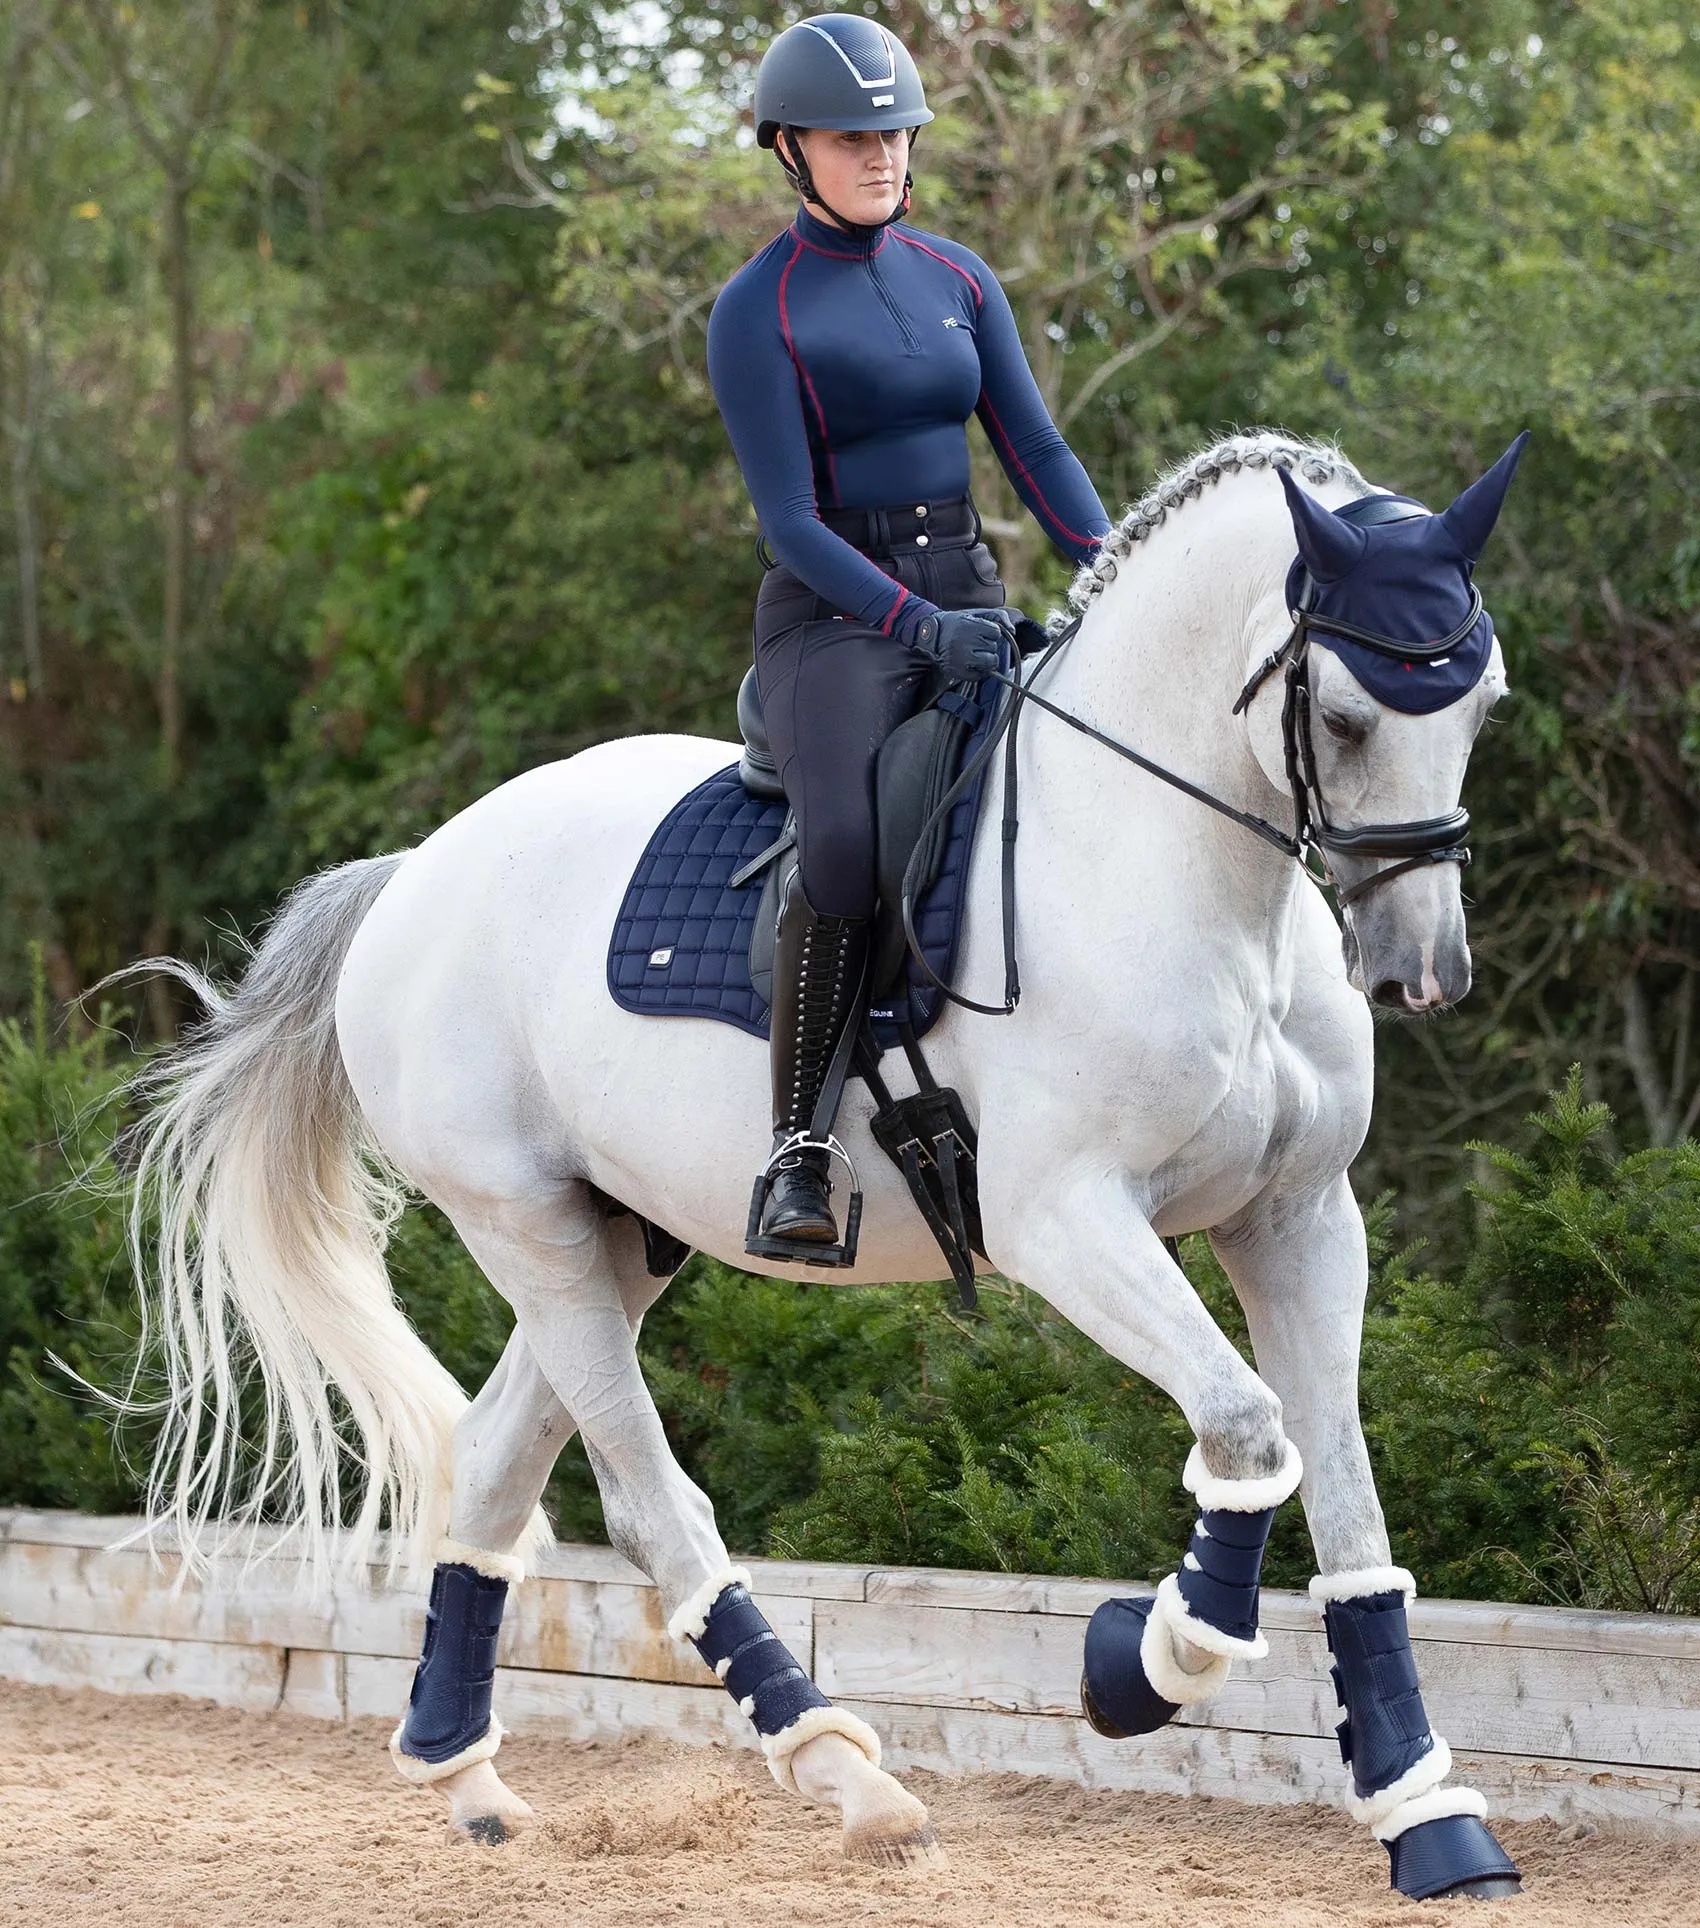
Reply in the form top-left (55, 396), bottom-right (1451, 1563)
top-left (5, 1021), bottom-right (1698, 1614)
top-left (0, 966), bottom-right (139, 1510)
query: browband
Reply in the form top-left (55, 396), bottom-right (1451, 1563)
top-left (1299, 586), bottom-right (1486, 664)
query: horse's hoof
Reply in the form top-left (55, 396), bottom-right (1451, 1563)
top-left (1080, 1598), bottom-right (1181, 1738)
top-left (846, 1822), bottom-right (949, 1871)
top-left (452, 1813), bottom-right (514, 1846)
top-left (1387, 1814), bottom-right (1521, 1901)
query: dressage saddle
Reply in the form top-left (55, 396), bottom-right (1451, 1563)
top-left (734, 663), bottom-right (978, 1004)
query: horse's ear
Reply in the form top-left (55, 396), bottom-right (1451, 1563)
top-left (1438, 431), bottom-right (1531, 562)
top-left (1278, 467), bottom-right (1367, 583)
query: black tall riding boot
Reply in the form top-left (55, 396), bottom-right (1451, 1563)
top-left (752, 866), bottom-right (870, 1248)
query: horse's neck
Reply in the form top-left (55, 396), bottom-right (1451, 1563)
top-left (1035, 495), bottom-right (1300, 934)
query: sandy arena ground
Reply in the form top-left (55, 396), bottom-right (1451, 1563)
top-left (2, 1681), bottom-right (1692, 1928)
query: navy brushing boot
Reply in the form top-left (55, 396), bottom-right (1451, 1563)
top-left (391, 1539), bottom-right (524, 1837)
top-left (1315, 1568), bottom-right (1521, 1901)
top-left (669, 1564), bottom-right (938, 1866)
top-left (1082, 1438), bottom-right (1303, 1738)
top-left (670, 1565), bottom-right (882, 1783)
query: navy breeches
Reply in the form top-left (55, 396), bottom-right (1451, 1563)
top-left (753, 499), bottom-right (1005, 920)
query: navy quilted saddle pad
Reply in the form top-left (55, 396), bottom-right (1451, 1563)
top-left (607, 687), bottom-right (1001, 1049)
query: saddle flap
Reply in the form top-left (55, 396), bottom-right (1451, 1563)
top-left (870, 692), bottom-right (977, 998)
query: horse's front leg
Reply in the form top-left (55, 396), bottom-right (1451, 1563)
top-left (1211, 1175), bottom-right (1521, 1902)
top-left (994, 1172), bottom-right (1303, 1736)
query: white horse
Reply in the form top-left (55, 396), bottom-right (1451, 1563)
top-left (121, 431), bottom-right (1525, 1897)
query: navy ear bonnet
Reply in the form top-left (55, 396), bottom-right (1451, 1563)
top-left (1280, 433), bottom-right (1528, 717)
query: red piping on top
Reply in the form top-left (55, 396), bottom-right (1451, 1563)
top-left (893, 232), bottom-right (982, 303)
top-left (778, 239), bottom-right (839, 501)
top-left (977, 388), bottom-right (1094, 549)
top-left (880, 584), bottom-right (911, 636)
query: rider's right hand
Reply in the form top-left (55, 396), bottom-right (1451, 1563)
top-left (911, 606), bottom-right (1016, 681)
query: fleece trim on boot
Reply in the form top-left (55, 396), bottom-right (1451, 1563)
top-left (389, 1715), bottom-right (505, 1785)
top-left (763, 1705), bottom-right (883, 1798)
top-left (667, 1564), bottom-right (754, 1645)
top-left (1309, 1565), bottom-right (1417, 1605)
top-left (1155, 1570), bottom-right (1269, 1662)
top-left (435, 1536), bottom-right (526, 1587)
top-left (1139, 1580), bottom-right (1234, 1704)
top-left (1349, 1734), bottom-right (1455, 1827)
top-left (1181, 1439), bottom-right (1303, 1513)
top-left (1373, 1783), bottom-right (1489, 1843)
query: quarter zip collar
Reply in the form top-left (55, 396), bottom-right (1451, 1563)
top-left (792, 203), bottom-right (889, 259)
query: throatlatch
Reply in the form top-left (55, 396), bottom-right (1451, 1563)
top-left (1315, 1568), bottom-right (1521, 1900)
top-left (1082, 1440), bottom-right (1303, 1739)
top-left (391, 1540), bottom-right (524, 1787)
top-left (670, 1568), bottom-right (881, 1793)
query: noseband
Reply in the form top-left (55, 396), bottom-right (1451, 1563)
top-left (1233, 495), bottom-right (1478, 910)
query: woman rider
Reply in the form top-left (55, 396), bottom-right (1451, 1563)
top-left (709, 14), bottom-right (1111, 1256)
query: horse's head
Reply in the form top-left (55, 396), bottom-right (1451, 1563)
top-left (1243, 436), bottom-right (1527, 1013)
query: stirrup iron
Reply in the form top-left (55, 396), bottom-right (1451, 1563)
top-left (746, 1132), bottom-right (864, 1268)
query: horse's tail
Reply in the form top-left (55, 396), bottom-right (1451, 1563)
top-left (111, 854), bottom-right (468, 1589)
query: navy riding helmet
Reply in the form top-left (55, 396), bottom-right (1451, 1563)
top-left (1280, 433), bottom-right (1529, 715)
top-left (753, 15), bottom-right (934, 149)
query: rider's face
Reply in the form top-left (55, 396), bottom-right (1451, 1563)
top-left (785, 127), bottom-right (909, 227)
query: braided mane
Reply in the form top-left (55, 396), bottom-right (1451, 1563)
top-left (1056, 430), bottom-right (1371, 632)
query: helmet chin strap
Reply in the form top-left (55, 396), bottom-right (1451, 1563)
top-left (779, 127), bottom-right (914, 241)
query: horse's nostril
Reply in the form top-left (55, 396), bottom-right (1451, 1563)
top-left (1371, 979), bottom-right (1408, 1009)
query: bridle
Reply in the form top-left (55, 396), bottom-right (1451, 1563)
top-left (1231, 493), bottom-right (1478, 910)
top-left (901, 492), bottom-right (1483, 1017)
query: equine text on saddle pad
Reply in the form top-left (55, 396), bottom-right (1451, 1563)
top-left (606, 674), bottom-right (1002, 1049)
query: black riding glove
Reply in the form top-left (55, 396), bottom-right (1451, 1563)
top-left (911, 606), bottom-right (1016, 681)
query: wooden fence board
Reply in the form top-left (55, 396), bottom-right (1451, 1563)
top-left (0, 1539), bottom-right (811, 1690)
top-left (5, 1510), bottom-right (1699, 1836)
top-left (0, 1540), bottom-right (420, 1657)
top-left (0, 1624), bottom-right (285, 1709)
top-left (814, 1597), bottom-right (1700, 1769)
top-left (501, 1575), bottom-right (810, 1684)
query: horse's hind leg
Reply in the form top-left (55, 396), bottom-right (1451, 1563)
top-left (394, 1217), bottom-right (668, 1842)
top-left (452, 1183), bottom-right (943, 1867)
top-left (1211, 1176), bottom-right (1521, 1902)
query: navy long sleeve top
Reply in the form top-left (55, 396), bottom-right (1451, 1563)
top-left (707, 205), bottom-right (1111, 647)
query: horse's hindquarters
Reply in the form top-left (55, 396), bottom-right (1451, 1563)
top-left (334, 734), bottom-right (953, 1286)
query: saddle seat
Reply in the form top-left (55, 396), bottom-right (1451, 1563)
top-left (735, 663), bottom-right (980, 1002)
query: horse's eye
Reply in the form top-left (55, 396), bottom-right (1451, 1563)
top-left (1321, 710), bottom-right (1363, 745)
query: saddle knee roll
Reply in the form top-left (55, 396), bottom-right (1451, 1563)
top-left (390, 1540), bottom-right (522, 1784)
top-left (671, 1566), bottom-right (882, 1795)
